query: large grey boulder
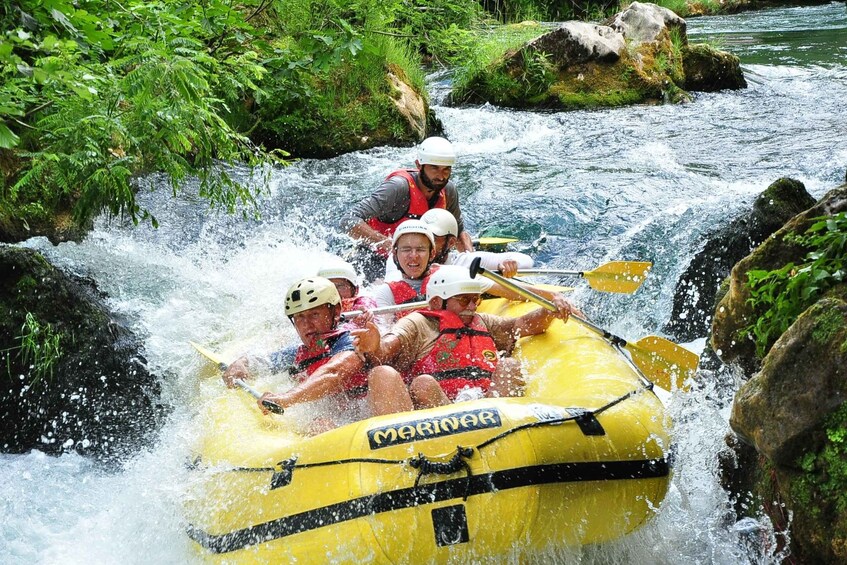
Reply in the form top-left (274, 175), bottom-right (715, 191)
top-left (519, 21), bottom-right (625, 67)
top-left (608, 2), bottom-right (687, 45)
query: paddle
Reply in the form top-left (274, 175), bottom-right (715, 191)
top-left (469, 258), bottom-right (698, 390)
top-left (340, 300), bottom-right (427, 320)
top-left (190, 341), bottom-right (285, 414)
top-left (473, 236), bottom-right (519, 246)
top-left (515, 261), bottom-right (652, 294)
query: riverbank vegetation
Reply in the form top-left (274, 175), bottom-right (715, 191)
top-left (0, 0), bottom-right (786, 241)
top-left (743, 212), bottom-right (847, 357)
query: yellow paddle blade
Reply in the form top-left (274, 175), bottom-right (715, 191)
top-left (476, 236), bottom-right (519, 246)
top-left (190, 341), bottom-right (230, 369)
top-left (584, 261), bottom-right (652, 294)
top-left (627, 336), bottom-right (699, 391)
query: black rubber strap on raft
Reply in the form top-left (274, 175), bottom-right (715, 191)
top-left (409, 446), bottom-right (475, 499)
top-left (187, 457), bottom-right (671, 554)
top-left (429, 367), bottom-right (493, 383)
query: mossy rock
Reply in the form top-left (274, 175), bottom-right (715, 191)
top-left (251, 58), bottom-right (431, 158)
top-left (682, 43), bottom-right (746, 92)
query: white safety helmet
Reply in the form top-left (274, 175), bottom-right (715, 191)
top-left (426, 265), bottom-right (488, 301)
top-left (421, 208), bottom-right (459, 238)
top-left (317, 259), bottom-right (359, 288)
top-left (392, 219), bottom-right (435, 249)
top-left (285, 277), bottom-right (341, 317)
top-left (418, 137), bottom-right (456, 167)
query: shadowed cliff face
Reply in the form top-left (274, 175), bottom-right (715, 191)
top-left (0, 246), bottom-right (167, 464)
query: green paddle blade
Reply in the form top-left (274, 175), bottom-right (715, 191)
top-left (583, 261), bottom-right (652, 294)
top-left (627, 336), bottom-right (699, 391)
top-left (190, 340), bottom-right (230, 369)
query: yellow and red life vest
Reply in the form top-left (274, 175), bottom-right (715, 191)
top-left (366, 169), bottom-right (447, 256)
top-left (292, 330), bottom-right (368, 399)
top-left (408, 310), bottom-right (498, 400)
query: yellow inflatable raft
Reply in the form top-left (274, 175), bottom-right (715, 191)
top-left (185, 298), bottom-right (674, 562)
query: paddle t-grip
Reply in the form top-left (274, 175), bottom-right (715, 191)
top-left (469, 256), bottom-right (484, 279)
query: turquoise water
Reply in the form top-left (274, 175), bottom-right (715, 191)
top-left (2, 3), bottom-right (846, 563)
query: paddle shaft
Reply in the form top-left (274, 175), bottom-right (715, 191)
top-left (474, 262), bottom-right (628, 346)
top-left (206, 355), bottom-right (285, 415)
top-left (516, 268), bottom-right (584, 277)
top-left (341, 300), bottom-right (427, 320)
top-left (469, 257), bottom-right (697, 389)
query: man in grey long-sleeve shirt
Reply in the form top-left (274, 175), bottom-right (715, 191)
top-left (339, 137), bottom-right (474, 281)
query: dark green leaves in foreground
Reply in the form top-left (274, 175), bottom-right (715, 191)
top-left (0, 0), bottom-right (281, 228)
top-left (744, 212), bottom-right (847, 357)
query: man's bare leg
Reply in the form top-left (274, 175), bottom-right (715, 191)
top-left (488, 357), bottom-right (525, 398)
top-left (409, 375), bottom-right (450, 409)
top-left (367, 365), bottom-right (413, 416)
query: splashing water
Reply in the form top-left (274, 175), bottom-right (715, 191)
top-left (3, 3), bottom-right (845, 563)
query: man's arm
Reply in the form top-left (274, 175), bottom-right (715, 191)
top-left (258, 351), bottom-right (365, 411)
top-left (348, 221), bottom-right (393, 255)
top-left (456, 230), bottom-right (474, 252)
top-left (351, 324), bottom-right (404, 366)
top-left (340, 177), bottom-right (411, 248)
top-left (512, 295), bottom-right (573, 338)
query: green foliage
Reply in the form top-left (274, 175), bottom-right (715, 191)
top-left (477, 0), bottom-right (619, 23)
top-left (1, 0), bottom-right (284, 230)
top-left (391, 0), bottom-right (485, 63)
top-left (793, 403), bottom-right (847, 518)
top-left (451, 22), bottom-right (547, 98)
top-left (744, 213), bottom-right (847, 357)
top-left (3, 312), bottom-right (63, 386)
top-left (256, 32), bottom-right (425, 156)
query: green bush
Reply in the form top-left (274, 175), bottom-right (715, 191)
top-left (744, 213), bottom-right (847, 357)
top-left (1, 0), bottom-right (282, 230)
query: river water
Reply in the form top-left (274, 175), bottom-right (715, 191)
top-left (3, 3), bottom-right (846, 563)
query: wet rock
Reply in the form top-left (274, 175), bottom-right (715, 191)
top-left (730, 297), bottom-right (847, 467)
top-left (666, 178), bottom-right (814, 342)
top-left (712, 181), bottom-right (847, 563)
top-left (682, 44), bottom-right (747, 92)
top-left (0, 246), bottom-right (167, 464)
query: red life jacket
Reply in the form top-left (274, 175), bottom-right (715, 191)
top-left (386, 265), bottom-right (438, 319)
top-left (366, 169), bottom-right (447, 256)
top-left (291, 330), bottom-right (369, 399)
top-left (408, 310), bottom-right (498, 400)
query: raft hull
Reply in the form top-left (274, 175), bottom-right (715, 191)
top-left (186, 299), bottom-right (672, 562)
